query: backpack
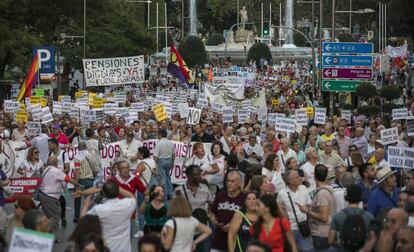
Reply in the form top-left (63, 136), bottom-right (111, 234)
top-left (341, 208), bottom-right (366, 250)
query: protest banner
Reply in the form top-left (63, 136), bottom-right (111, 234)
top-left (30, 96), bottom-right (41, 105)
top-left (40, 98), bottom-right (47, 108)
top-left (222, 106), bottom-right (234, 123)
top-left (27, 121), bottom-right (41, 137)
top-left (186, 107), bottom-right (201, 125)
top-left (80, 109), bottom-right (96, 123)
top-left (341, 109), bottom-right (352, 123)
top-left (9, 228), bottom-right (54, 252)
top-left (4, 100), bottom-right (20, 113)
top-left (142, 140), bottom-right (211, 184)
top-left (130, 102), bottom-right (145, 112)
top-left (380, 127), bottom-right (399, 145)
top-left (271, 99), bottom-right (279, 106)
top-left (83, 55), bottom-right (145, 86)
top-left (392, 108), bottom-right (408, 120)
top-left (196, 98), bottom-right (208, 109)
top-left (295, 108), bottom-right (308, 126)
top-left (152, 103), bottom-right (168, 121)
top-left (178, 102), bottom-right (189, 119)
top-left (9, 178), bottom-right (42, 196)
top-left (238, 110), bottom-right (250, 123)
top-left (211, 103), bottom-right (224, 114)
top-left (314, 107), bottom-right (326, 124)
top-left (407, 117), bottom-right (414, 136)
top-left (34, 88), bottom-right (45, 97)
top-left (257, 107), bottom-right (267, 122)
top-left (16, 111), bottom-right (28, 124)
top-left (305, 107), bottom-right (314, 118)
top-left (275, 117), bottom-right (296, 133)
top-left (388, 146), bottom-right (414, 169)
top-left (103, 103), bottom-right (118, 115)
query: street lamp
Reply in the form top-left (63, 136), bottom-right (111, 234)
top-left (335, 8), bottom-right (375, 33)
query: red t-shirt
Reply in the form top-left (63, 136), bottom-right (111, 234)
top-left (250, 217), bottom-right (291, 252)
top-left (112, 175), bottom-right (146, 197)
top-left (49, 132), bottom-right (69, 145)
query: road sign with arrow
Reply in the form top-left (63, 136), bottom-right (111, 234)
top-left (322, 80), bottom-right (366, 92)
top-left (322, 42), bottom-right (373, 54)
top-left (322, 55), bottom-right (373, 67)
top-left (322, 68), bottom-right (372, 79)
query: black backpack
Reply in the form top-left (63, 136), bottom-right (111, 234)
top-left (341, 208), bottom-right (366, 250)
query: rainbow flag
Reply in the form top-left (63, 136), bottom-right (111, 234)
top-left (17, 53), bottom-right (40, 102)
top-left (167, 45), bottom-right (194, 87)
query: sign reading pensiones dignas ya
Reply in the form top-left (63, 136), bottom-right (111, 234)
top-left (83, 55), bottom-right (145, 87)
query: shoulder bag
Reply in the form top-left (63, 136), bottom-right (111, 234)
top-left (287, 192), bottom-right (310, 237)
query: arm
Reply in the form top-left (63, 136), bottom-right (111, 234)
top-left (328, 229), bottom-right (337, 246)
top-left (139, 191), bottom-right (150, 214)
top-left (193, 222), bottom-right (212, 248)
top-left (298, 204), bottom-right (329, 223)
top-left (285, 229), bottom-right (298, 252)
top-left (80, 195), bottom-right (93, 217)
top-left (161, 225), bottom-right (175, 251)
top-left (204, 163), bottom-right (219, 175)
top-left (119, 186), bottom-right (135, 199)
top-left (227, 213), bottom-right (243, 252)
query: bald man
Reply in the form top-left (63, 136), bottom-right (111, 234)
top-left (396, 227), bottom-right (414, 252)
top-left (39, 156), bottom-right (79, 235)
top-left (377, 208), bottom-right (409, 252)
top-left (352, 127), bottom-right (368, 158)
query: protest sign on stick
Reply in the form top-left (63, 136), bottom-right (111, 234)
top-left (380, 127), bottom-right (399, 145)
top-left (186, 107), bottom-right (201, 125)
top-left (314, 107), bottom-right (326, 125)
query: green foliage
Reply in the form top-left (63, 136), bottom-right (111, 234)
top-left (380, 85), bottom-right (402, 101)
top-left (158, 31), bottom-right (174, 52)
top-left (357, 105), bottom-right (380, 117)
top-left (356, 82), bottom-right (377, 100)
top-left (247, 42), bottom-right (272, 65)
top-left (382, 103), bottom-right (401, 114)
top-left (337, 33), bottom-right (356, 42)
top-left (293, 32), bottom-right (307, 47)
top-left (206, 33), bottom-right (226, 46)
top-left (178, 36), bottom-right (207, 68)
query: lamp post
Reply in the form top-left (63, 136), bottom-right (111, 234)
top-left (125, 0), bottom-right (153, 28)
top-left (335, 8), bottom-right (375, 33)
top-left (297, 1), bottom-right (321, 44)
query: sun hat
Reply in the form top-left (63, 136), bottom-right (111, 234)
top-left (376, 166), bottom-right (396, 185)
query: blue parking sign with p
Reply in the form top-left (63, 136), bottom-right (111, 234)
top-left (32, 47), bottom-right (55, 74)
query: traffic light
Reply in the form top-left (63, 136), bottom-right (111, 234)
top-left (263, 23), bottom-right (269, 36)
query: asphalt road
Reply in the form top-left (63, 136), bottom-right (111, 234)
top-left (5, 192), bottom-right (140, 252)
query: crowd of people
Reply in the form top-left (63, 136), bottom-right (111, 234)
top-left (0, 59), bottom-right (413, 252)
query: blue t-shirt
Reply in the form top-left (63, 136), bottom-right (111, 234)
top-left (356, 180), bottom-right (377, 207)
top-left (367, 187), bottom-right (400, 217)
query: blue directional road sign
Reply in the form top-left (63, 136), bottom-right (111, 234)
top-left (322, 42), bottom-right (373, 54)
top-left (322, 55), bottom-right (373, 68)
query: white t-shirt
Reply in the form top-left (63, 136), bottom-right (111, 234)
top-left (19, 160), bottom-right (43, 177)
top-left (277, 185), bottom-right (312, 230)
top-left (185, 154), bottom-right (217, 183)
top-left (164, 217), bottom-right (199, 252)
top-left (301, 161), bottom-right (316, 189)
top-left (277, 148), bottom-right (297, 173)
top-left (49, 150), bottom-right (69, 171)
top-left (88, 198), bottom-right (136, 252)
top-left (243, 143), bottom-right (264, 158)
top-left (138, 158), bottom-right (156, 186)
top-left (209, 155), bottom-right (226, 188)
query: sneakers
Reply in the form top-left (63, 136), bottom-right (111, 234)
top-left (134, 231), bottom-right (144, 238)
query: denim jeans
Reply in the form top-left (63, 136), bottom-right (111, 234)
top-left (74, 178), bottom-right (95, 221)
top-left (293, 230), bottom-right (313, 252)
top-left (157, 158), bottom-right (173, 199)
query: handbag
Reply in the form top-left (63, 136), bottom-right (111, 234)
top-left (287, 192), bottom-right (311, 237)
top-left (33, 167), bottom-right (52, 201)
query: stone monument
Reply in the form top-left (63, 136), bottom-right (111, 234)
top-left (235, 6), bottom-right (254, 44)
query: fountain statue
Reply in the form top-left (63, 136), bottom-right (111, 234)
top-left (284, 0), bottom-right (294, 45)
top-left (189, 0), bottom-right (197, 35)
top-left (240, 6), bottom-right (248, 29)
top-left (235, 6), bottom-right (254, 44)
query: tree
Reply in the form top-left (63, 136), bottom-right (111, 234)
top-left (206, 33), bottom-right (226, 46)
top-left (337, 33), bottom-right (356, 42)
top-left (247, 42), bottom-right (271, 65)
top-left (178, 36), bottom-right (207, 67)
top-left (356, 82), bottom-right (377, 100)
top-left (380, 85), bottom-right (402, 101)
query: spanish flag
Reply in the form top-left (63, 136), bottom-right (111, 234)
top-left (17, 53), bottom-right (40, 102)
top-left (167, 45), bottom-right (194, 87)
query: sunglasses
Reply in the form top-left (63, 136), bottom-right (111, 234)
top-left (34, 151), bottom-right (39, 154)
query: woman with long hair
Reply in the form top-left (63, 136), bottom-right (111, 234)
top-left (228, 191), bottom-right (259, 252)
top-left (286, 157), bottom-right (309, 186)
top-left (139, 185), bottom-right (169, 235)
top-left (161, 196), bottom-right (212, 252)
top-left (251, 194), bottom-right (298, 252)
top-left (262, 154), bottom-right (285, 193)
top-left (136, 146), bottom-right (158, 187)
top-left (300, 126), bottom-right (310, 150)
top-left (17, 147), bottom-right (43, 177)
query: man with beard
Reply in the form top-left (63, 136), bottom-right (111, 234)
top-left (356, 163), bottom-right (377, 209)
